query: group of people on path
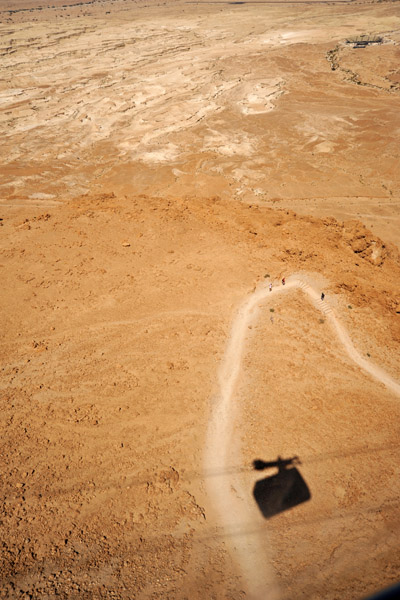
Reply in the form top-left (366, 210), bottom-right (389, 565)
top-left (268, 277), bottom-right (285, 292)
top-left (266, 277), bottom-right (325, 326)
top-left (268, 277), bottom-right (285, 323)
top-left (268, 276), bottom-right (325, 300)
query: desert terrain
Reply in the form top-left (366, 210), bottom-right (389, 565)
top-left (1, 0), bottom-right (400, 598)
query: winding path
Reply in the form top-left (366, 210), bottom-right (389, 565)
top-left (204, 274), bottom-right (400, 600)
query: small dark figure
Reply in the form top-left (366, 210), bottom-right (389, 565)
top-left (321, 293), bottom-right (325, 301)
top-left (282, 277), bottom-right (285, 286)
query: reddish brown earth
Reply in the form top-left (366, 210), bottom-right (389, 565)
top-left (1, 0), bottom-right (400, 598)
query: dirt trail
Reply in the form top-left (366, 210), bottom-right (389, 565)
top-left (292, 276), bottom-right (400, 397)
top-left (204, 274), bottom-right (400, 599)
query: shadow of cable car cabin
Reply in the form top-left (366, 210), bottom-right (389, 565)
top-left (252, 456), bottom-right (311, 519)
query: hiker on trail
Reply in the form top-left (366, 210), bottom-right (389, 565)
top-left (269, 283), bottom-right (272, 292)
top-left (270, 316), bottom-right (274, 324)
top-left (282, 277), bottom-right (285, 286)
top-left (321, 292), bottom-right (325, 301)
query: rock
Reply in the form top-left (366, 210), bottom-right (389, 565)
top-left (351, 237), bottom-right (368, 253)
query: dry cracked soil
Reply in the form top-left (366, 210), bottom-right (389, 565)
top-left (1, 0), bottom-right (400, 598)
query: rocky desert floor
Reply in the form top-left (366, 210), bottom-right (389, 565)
top-left (1, 0), bottom-right (400, 598)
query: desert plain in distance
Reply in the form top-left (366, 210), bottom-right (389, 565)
top-left (1, 0), bottom-right (400, 598)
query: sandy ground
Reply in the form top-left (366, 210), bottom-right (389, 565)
top-left (207, 275), bottom-right (400, 599)
top-left (1, 0), bottom-right (400, 598)
top-left (1, 0), bottom-right (400, 244)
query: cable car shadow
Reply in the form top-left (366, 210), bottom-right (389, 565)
top-left (253, 456), bottom-right (311, 519)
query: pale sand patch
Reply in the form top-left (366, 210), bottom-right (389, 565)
top-left (1, 0), bottom-right (399, 237)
